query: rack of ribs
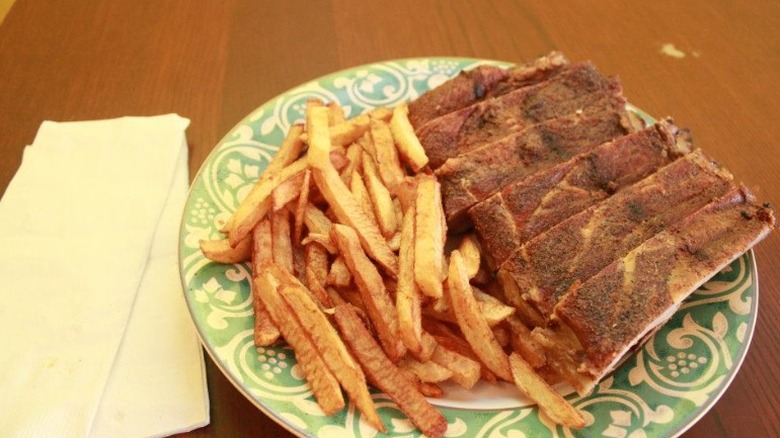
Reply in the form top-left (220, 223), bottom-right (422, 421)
top-left (435, 93), bottom-right (634, 230)
top-left (471, 120), bottom-right (692, 269)
top-left (535, 186), bottom-right (775, 395)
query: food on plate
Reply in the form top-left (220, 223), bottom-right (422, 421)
top-left (416, 62), bottom-right (624, 168)
top-left (198, 53), bottom-right (775, 436)
top-left (470, 119), bottom-right (691, 268)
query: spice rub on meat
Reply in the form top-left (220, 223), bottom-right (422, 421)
top-left (471, 120), bottom-right (691, 269)
top-left (542, 186), bottom-right (775, 395)
top-left (408, 51), bottom-right (570, 130)
top-left (435, 93), bottom-right (634, 230)
top-left (498, 149), bottom-right (737, 317)
top-left (416, 62), bottom-right (623, 169)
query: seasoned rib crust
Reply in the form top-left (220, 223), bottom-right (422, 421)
top-left (417, 62), bottom-right (621, 168)
top-left (408, 52), bottom-right (570, 130)
top-left (554, 186), bottom-right (775, 391)
top-left (436, 94), bottom-right (633, 229)
top-left (472, 120), bottom-right (690, 269)
top-left (499, 149), bottom-right (736, 316)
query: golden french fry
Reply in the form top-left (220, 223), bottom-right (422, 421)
top-left (369, 118), bottom-right (406, 192)
top-left (396, 206), bottom-right (424, 358)
top-left (303, 113), bottom-right (372, 147)
top-left (293, 169), bottom-right (311, 244)
top-left (362, 150), bottom-right (398, 238)
top-left (448, 250), bottom-right (512, 381)
top-left (496, 269), bottom-right (546, 328)
top-left (272, 171), bottom-right (306, 212)
top-left (327, 256), bottom-right (352, 288)
top-left (300, 233), bottom-right (338, 254)
top-left (458, 234), bottom-right (482, 279)
top-left (398, 356), bottom-right (453, 383)
top-left (277, 282), bottom-right (382, 430)
top-left (254, 271), bottom-right (344, 415)
top-left (307, 107), bottom-right (398, 276)
top-left (333, 304), bottom-right (447, 438)
top-left (228, 158), bottom-right (307, 247)
top-left (349, 171), bottom-right (378, 227)
top-left (220, 124), bottom-right (305, 235)
top-left (313, 165), bottom-right (398, 276)
top-left (509, 352), bottom-right (586, 429)
top-left (429, 341), bottom-right (481, 389)
top-left (414, 175), bottom-right (446, 298)
top-left (305, 241), bottom-right (330, 286)
top-left (505, 315), bottom-right (546, 369)
top-left (249, 219), bottom-right (280, 346)
top-left (327, 101), bottom-right (346, 126)
top-left (394, 176), bottom-right (418, 214)
top-left (200, 237), bottom-right (251, 264)
top-left (271, 208), bottom-right (293, 273)
top-left (472, 286), bottom-right (516, 325)
top-left (303, 203), bottom-right (333, 235)
top-left (390, 103), bottom-right (428, 171)
top-left (340, 143), bottom-right (362, 185)
top-left (330, 224), bottom-right (405, 362)
top-left (369, 107), bottom-right (393, 122)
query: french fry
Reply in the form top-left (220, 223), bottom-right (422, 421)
top-left (398, 356), bottom-right (453, 383)
top-left (303, 113), bottom-right (372, 147)
top-left (390, 103), bottom-right (428, 171)
top-left (396, 206), bottom-right (424, 358)
top-left (250, 219), bottom-right (280, 346)
top-left (272, 171), bottom-right (306, 212)
top-left (509, 353), bottom-right (586, 429)
top-left (327, 256), bottom-right (352, 287)
top-left (271, 208), bottom-right (293, 273)
top-left (414, 176), bottom-right (446, 298)
top-left (300, 233), bottom-right (338, 254)
top-left (496, 269), bottom-right (546, 328)
top-left (330, 224), bottom-right (406, 361)
top-left (369, 107), bottom-right (393, 122)
top-left (254, 271), bottom-right (344, 415)
top-left (349, 172), bottom-right (378, 227)
top-left (200, 237), bottom-right (251, 264)
top-left (362, 150), bottom-right (399, 238)
top-left (304, 241), bottom-right (330, 287)
top-left (278, 282), bottom-right (383, 430)
top-left (333, 304), bottom-right (448, 438)
top-left (369, 119), bottom-right (406, 192)
top-left (327, 101), bottom-right (346, 126)
top-left (303, 203), bottom-right (333, 235)
top-left (395, 176), bottom-right (418, 214)
top-left (505, 315), bottom-right (546, 369)
top-left (340, 143), bottom-right (362, 185)
top-left (221, 124), bottom-right (305, 234)
top-left (458, 234), bottom-right (482, 279)
top-left (293, 169), bottom-right (311, 244)
top-left (448, 250), bottom-right (512, 381)
top-left (429, 341), bottom-right (481, 389)
top-left (228, 159), bottom-right (306, 247)
top-left (307, 106), bottom-right (398, 276)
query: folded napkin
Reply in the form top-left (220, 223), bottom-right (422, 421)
top-left (0, 115), bottom-right (209, 437)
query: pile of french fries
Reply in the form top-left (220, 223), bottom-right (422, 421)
top-left (200, 100), bottom-right (586, 436)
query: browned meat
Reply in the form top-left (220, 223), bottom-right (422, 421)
top-left (435, 93), bottom-right (633, 230)
top-left (408, 52), bottom-right (569, 129)
top-left (417, 62), bottom-right (622, 168)
top-left (498, 149), bottom-right (736, 317)
top-left (549, 186), bottom-right (775, 395)
top-left (472, 120), bottom-right (691, 269)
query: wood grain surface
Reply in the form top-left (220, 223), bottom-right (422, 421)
top-left (1, 1), bottom-right (778, 436)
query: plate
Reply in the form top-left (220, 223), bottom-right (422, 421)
top-left (178, 58), bottom-right (759, 437)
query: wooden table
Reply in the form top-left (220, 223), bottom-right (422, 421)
top-left (1, 1), bottom-right (778, 436)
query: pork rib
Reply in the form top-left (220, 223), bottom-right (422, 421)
top-left (417, 62), bottom-right (622, 169)
top-left (435, 93), bottom-right (633, 229)
top-left (498, 149), bottom-right (737, 317)
top-left (472, 120), bottom-right (691, 269)
top-left (545, 186), bottom-right (775, 395)
top-left (408, 51), bottom-right (569, 130)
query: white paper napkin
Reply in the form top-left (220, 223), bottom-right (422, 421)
top-left (0, 115), bottom-right (209, 437)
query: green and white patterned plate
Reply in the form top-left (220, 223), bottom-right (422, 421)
top-left (178, 58), bottom-right (759, 437)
